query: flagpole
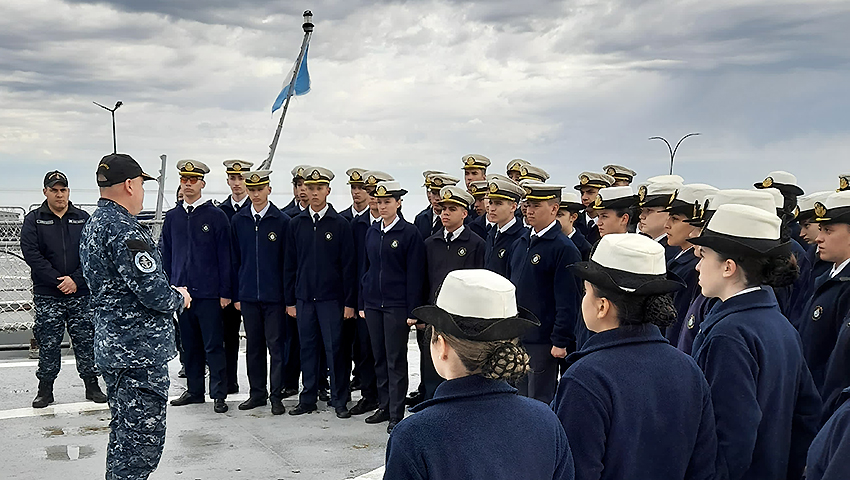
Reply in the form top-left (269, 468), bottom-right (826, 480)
top-left (260, 11), bottom-right (314, 170)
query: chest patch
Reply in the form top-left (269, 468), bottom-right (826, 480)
top-left (531, 253), bottom-right (541, 265)
top-left (268, 232), bottom-right (277, 242)
top-left (687, 315), bottom-right (696, 329)
top-left (457, 247), bottom-right (467, 257)
top-left (36, 219), bottom-right (54, 225)
top-left (390, 239), bottom-right (399, 249)
top-left (68, 219), bottom-right (86, 224)
top-left (498, 248), bottom-right (506, 259)
top-left (134, 251), bottom-right (157, 273)
top-left (813, 306), bottom-right (823, 321)
top-left (325, 232), bottom-right (333, 241)
top-left (201, 224), bottom-right (210, 233)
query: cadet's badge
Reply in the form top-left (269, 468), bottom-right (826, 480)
top-left (249, 174), bottom-right (261, 183)
top-left (580, 175), bottom-right (589, 185)
top-left (202, 224), bottom-right (210, 233)
top-left (311, 170), bottom-right (320, 180)
top-left (793, 206), bottom-right (800, 219)
top-left (606, 167), bottom-right (616, 176)
top-left (466, 156), bottom-right (476, 166)
top-left (325, 232), bottom-right (333, 241)
top-left (296, 167), bottom-right (304, 176)
top-left (814, 202), bottom-right (828, 219)
top-left (390, 239), bottom-right (399, 249)
top-left (231, 162), bottom-right (242, 171)
top-left (376, 185), bottom-right (387, 196)
top-left (520, 166), bottom-right (529, 176)
top-left (457, 247), bottom-right (467, 257)
top-left (841, 176), bottom-right (850, 191)
top-left (268, 232), bottom-right (277, 241)
top-left (638, 185), bottom-right (647, 202)
top-left (524, 186), bottom-right (533, 196)
top-left (470, 185), bottom-right (478, 193)
top-left (442, 190), bottom-right (452, 200)
top-left (531, 253), bottom-right (541, 265)
top-left (498, 248), bottom-right (506, 258)
top-left (692, 201), bottom-right (700, 219)
top-left (687, 315), bottom-right (696, 329)
top-left (509, 161), bottom-right (520, 171)
top-left (489, 183), bottom-right (499, 193)
top-left (433, 178), bottom-right (443, 187)
top-left (668, 190), bottom-right (678, 206)
top-left (367, 175), bottom-right (377, 185)
top-left (351, 171), bottom-right (361, 181)
top-left (762, 177), bottom-right (773, 188)
top-left (813, 306), bottom-right (823, 321)
top-left (134, 251), bottom-right (156, 273)
top-left (593, 195), bottom-right (603, 208)
top-left (184, 162), bottom-right (195, 172)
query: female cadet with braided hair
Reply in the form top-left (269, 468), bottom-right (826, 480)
top-left (384, 269), bottom-right (575, 480)
top-left (553, 233), bottom-right (719, 480)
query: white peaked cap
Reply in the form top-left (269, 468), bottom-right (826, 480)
top-left (706, 204), bottom-right (781, 240)
top-left (591, 233), bottom-right (667, 275)
top-left (435, 269), bottom-right (519, 319)
top-left (708, 189), bottom-right (775, 214)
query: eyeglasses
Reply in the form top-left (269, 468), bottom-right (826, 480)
top-left (180, 176), bottom-right (202, 184)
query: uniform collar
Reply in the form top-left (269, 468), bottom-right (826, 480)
top-left (309, 203), bottom-right (329, 221)
top-left (699, 286), bottom-right (777, 335)
top-left (565, 324), bottom-right (667, 369)
top-left (230, 195), bottom-right (248, 209)
top-left (410, 375), bottom-right (516, 413)
top-left (351, 204), bottom-right (369, 218)
top-left (251, 202), bottom-right (271, 219)
top-left (97, 198), bottom-right (132, 217)
top-left (382, 214), bottom-right (401, 233)
top-left (37, 200), bottom-right (82, 219)
top-left (672, 246), bottom-right (694, 261)
top-left (830, 257), bottom-right (850, 279)
top-left (498, 216), bottom-right (517, 233)
top-left (183, 195), bottom-right (207, 212)
top-left (531, 219), bottom-right (558, 238)
top-left (444, 225), bottom-right (465, 241)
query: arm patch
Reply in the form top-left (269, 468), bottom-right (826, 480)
top-left (125, 239), bottom-right (152, 252)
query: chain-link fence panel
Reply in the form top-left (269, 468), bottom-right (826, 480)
top-left (0, 208), bottom-right (35, 333)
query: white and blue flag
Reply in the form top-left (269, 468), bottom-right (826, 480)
top-left (272, 46), bottom-right (311, 113)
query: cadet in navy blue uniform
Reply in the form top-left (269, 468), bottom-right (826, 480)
top-left (555, 233), bottom-right (718, 480)
top-left (591, 185), bottom-right (638, 237)
top-left (505, 158), bottom-right (530, 182)
top-left (555, 193), bottom-right (592, 261)
top-left (281, 164), bottom-right (310, 217)
top-left (807, 386), bottom-right (850, 480)
top-left (484, 178), bottom-right (527, 276)
top-left (798, 193), bottom-right (850, 400)
top-left (506, 181), bottom-right (581, 404)
top-left (466, 180), bottom-right (491, 239)
top-left (690, 204), bottom-right (822, 480)
top-left (359, 181), bottom-right (427, 432)
top-left (461, 154), bottom-right (489, 195)
top-left (386, 269), bottom-right (574, 480)
top-left (160, 160), bottom-right (232, 413)
top-left (797, 191), bottom-right (834, 306)
top-left (284, 166), bottom-right (357, 418)
top-left (219, 159), bottom-right (254, 395)
top-left (602, 164), bottom-right (637, 187)
top-left (821, 320), bottom-right (850, 422)
top-left (636, 178), bottom-right (683, 262)
top-left (21, 170), bottom-right (108, 408)
top-left (573, 172), bottom-right (615, 245)
top-left (230, 170), bottom-right (291, 415)
top-left (414, 172), bottom-right (457, 240)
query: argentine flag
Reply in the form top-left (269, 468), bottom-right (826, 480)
top-left (272, 46), bottom-right (311, 113)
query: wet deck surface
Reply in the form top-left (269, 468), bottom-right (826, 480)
top-left (0, 334), bottom-right (421, 479)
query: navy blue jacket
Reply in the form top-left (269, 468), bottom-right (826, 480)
top-left (160, 200), bottom-right (232, 300)
top-left (414, 206), bottom-right (441, 241)
top-left (484, 219), bottom-right (526, 277)
top-left (507, 225), bottom-right (582, 350)
top-left (352, 211), bottom-right (380, 310)
top-left (798, 263), bottom-right (850, 395)
top-left (675, 294), bottom-right (719, 355)
top-left (821, 319), bottom-right (850, 423)
top-left (665, 247), bottom-right (700, 344)
top-left (385, 375), bottom-right (575, 480)
top-left (806, 387), bottom-right (850, 480)
top-left (568, 229), bottom-right (592, 262)
top-left (467, 214), bottom-right (490, 240)
top-left (575, 214), bottom-right (600, 245)
top-left (424, 227), bottom-right (485, 303)
top-left (230, 203), bottom-right (290, 304)
top-left (281, 197), bottom-right (305, 218)
top-left (691, 287), bottom-right (822, 480)
top-left (219, 195), bottom-right (250, 221)
top-left (659, 235), bottom-right (679, 263)
top-left (21, 201), bottom-right (90, 297)
top-left (553, 324), bottom-right (718, 480)
top-left (774, 239), bottom-right (812, 321)
top-left (360, 217), bottom-right (426, 317)
top-left (283, 206), bottom-right (356, 307)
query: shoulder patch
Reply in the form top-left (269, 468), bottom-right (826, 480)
top-left (134, 251), bottom-right (157, 273)
top-left (125, 239), bottom-right (151, 252)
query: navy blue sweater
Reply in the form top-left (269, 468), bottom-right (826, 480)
top-left (385, 375), bottom-right (575, 480)
top-left (283, 206), bottom-right (356, 307)
top-left (20, 201), bottom-right (90, 297)
top-left (467, 214), bottom-right (489, 240)
top-left (807, 387), bottom-right (850, 480)
top-left (507, 225), bottom-right (582, 350)
top-left (691, 287), bottom-right (822, 480)
top-left (230, 202), bottom-right (290, 304)
top-left (424, 227), bottom-right (485, 303)
top-left (484, 219), bottom-right (526, 278)
top-left (414, 206), bottom-right (440, 240)
top-left (219, 195), bottom-right (250, 221)
top-left (665, 247), bottom-right (700, 344)
top-left (553, 324), bottom-right (718, 480)
top-left (567, 228), bottom-right (592, 262)
top-left (360, 217), bottom-right (426, 317)
top-left (160, 200), bottom-right (232, 299)
top-left (821, 320), bottom-right (850, 423)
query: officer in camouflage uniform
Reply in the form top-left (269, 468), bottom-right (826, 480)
top-left (80, 153), bottom-right (191, 480)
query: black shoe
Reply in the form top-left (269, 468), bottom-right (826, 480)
top-left (405, 391), bottom-right (424, 407)
top-left (32, 380), bottom-right (54, 409)
top-left (214, 399), bottom-right (228, 413)
top-left (178, 366), bottom-right (186, 378)
top-left (238, 397), bottom-right (267, 411)
top-left (83, 377), bottom-right (108, 403)
top-left (335, 407), bottom-right (352, 419)
top-left (271, 399), bottom-right (286, 415)
top-left (349, 378), bottom-right (362, 392)
top-left (387, 419), bottom-right (400, 434)
top-left (318, 388), bottom-right (330, 402)
top-left (349, 398), bottom-right (379, 416)
top-left (288, 403), bottom-right (317, 416)
top-left (365, 408), bottom-right (390, 424)
top-left (281, 388), bottom-right (299, 399)
top-left (227, 384), bottom-right (239, 395)
top-left (170, 391), bottom-right (205, 406)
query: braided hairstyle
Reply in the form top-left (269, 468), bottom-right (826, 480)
top-left (425, 325), bottom-right (531, 384)
top-left (589, 283), bottom-right (678, 328)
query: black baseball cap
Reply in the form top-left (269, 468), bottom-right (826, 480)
top-left (96, 153), bottom-right (156, 187)
top-left (44, 171), bottom-right (69, 188)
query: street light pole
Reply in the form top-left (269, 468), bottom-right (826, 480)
top-left (93, 101), bottom-right (123, 153)
top-left (649, 133), bottom-right (700, 174)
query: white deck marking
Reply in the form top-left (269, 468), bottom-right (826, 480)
top-left (353, 466), bottom-right (385, 479)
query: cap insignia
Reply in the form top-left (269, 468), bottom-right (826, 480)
top-left (489, 183), bottom-right (498, 193)
top-left (524, 186), bottom-right (533, 195)
top-left (465, 157), bottom-right (476, 165)
top-left (367, 175), bottom-right (377, 185)
top-left (668, 190), bottom-right (679, 206)
top-left (814, 202), bottom-right (828, 218)
top-left (606, 167), bottom-right (616, 176)
top-left (470, 185), bottom-right (478, 193)
top-left (249, 174), bottom-right (261, 183)
top-left (762, 177), bottom-right (773, 188)
top-left (232, 163), bottom-right (242, 171)
top-left (580, 175), bottom-right (589, 185)
top-left (184, 162), bottom-right (195, 172)
top-left (433, 178), bottom-right (443, 187)
top-left (520, 166), bottom-right (528, 176)
top-left (638, 185), bottom-right (647, 202)
top-left (376, 185), bottom-right (387, 196)
top-left (840, 176), bottom-right (849, 191)
top-left (351, 171), bottom-right (362, 181)
top-left (311, 170), bottom-right (320, 180)
top-left (442, 190), bottom-right (452, 200)
top-left (594, 195), bottom-right (603, 208)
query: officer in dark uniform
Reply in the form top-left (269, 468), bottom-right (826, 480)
top-left (573, 172), bottom-right (615, 245)
top-left (602, 164), bottom-right (637, 187)
top-left (80, 153), bottom-right (191, 480)
top-left (754, 171), bottom-right (805, 246)
top-left (483, 178), bottom-right (527, 276)
top-left (461, 154), bottom-right (490, 190)
top-left (22, 170), bottom-right (107, 408)
top-left (160, 160), bottom-right (231, 413)
top-left (282, 164), bottom-right (310, 217)
top-left (807, 385), bottom-right (850, 480)
top-left (517, 164), bottom-right (550, 183)
top-left (219, 159), bottom-right (254, 394)
top-left (231, 170), bottom-right (291, 415)
top-left (636, 177), bottom-right (683, 262)
top-left (505, 158), bottom-right (530, 182)
top-left (591, 185), bottom-right (640, 237)
top-left (466, 180), bottom-right (491, 239)
top-left (506, 181), bottom-right (582, 404)
top-left (414, 172), bottom-right (457, 240)
top-left (419, 186), bottom-right (485, 401)
top-left (284, 166), bottom-right (357, 418)
top-left (797, 191), bottom-right (834, 309)
top-left (555, 192), bottom-right (592, 261)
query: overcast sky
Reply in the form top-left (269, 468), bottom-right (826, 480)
top-left (2, 0), bottom-right (849, 212)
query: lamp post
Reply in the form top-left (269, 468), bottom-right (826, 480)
top-left (93, 100), bottom-right (123, 153)
top-left (649, 133), bottom-right (700, 175)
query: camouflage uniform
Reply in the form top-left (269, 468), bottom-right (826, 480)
top-left (32, 294), bottom-right (96, 381)
top-left (80, 198), bottom-right (183, 480)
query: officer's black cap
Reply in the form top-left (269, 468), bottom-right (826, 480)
top-left (44, 171), bottom-right (69, 188)
top-left (96, 153), bottom-right (156, 187)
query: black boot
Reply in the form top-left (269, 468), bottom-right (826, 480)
top-left (32, 380), bottom-right (54, 409)
top-left (83, 377), bottom-right (108, 403)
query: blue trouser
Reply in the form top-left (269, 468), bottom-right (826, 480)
top-left (353, 314), bottom-right (378, 402)
top-left (221, 303), bottom-right (242, 391)
top-left (33, 294), bottom-right (97, 381)
top-left (517, 342), bottom-right (558, 404)
top-left (365, 307), bottom-right (410, 421)
top-left (283, 313), bottom-right (301, 391)
top-left (102, 364), bottom-right (169, 480)
top-left (177, 298), bottom-right (227, 399)
top-left (296, 299), bottom-right (351, 408)
top-left (416, 326), bottom-right (443, 400)
top-left (241, 301), bottom-right (286, 401)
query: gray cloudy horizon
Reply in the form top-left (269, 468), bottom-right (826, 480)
top-left (2, 0), bottom-right (849, 211)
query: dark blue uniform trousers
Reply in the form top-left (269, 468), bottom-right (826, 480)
top-left (518, 343), bottom-right (558, 404)
top-left (178, 298), bottom-right (227, 399)
top-left (221, 303), bottom-right (242, 392)
top-left (283, 313), bottom-right (301, 391)
top-left (416, 327), bottom-right (443, 400)
top-left (297, 300), bottom-right (351, 408)
top-left (352, 314), bottom-right (378, 401)
top-left (33, 294), bottom-right (97, 381)
top-left (365, 307), bottom-right (410, 421)
top-left (240, 302), bottom-right (286, 401)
